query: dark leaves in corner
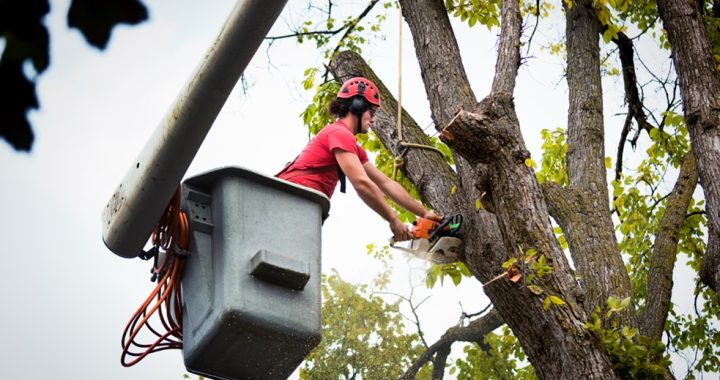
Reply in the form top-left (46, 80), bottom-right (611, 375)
top-left (0, 0), bottom-right (50, 151)
top-left (68, 0), bottom-right (148, 50)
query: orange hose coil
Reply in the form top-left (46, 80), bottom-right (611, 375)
top-left (121, 188), bottom-right (190, 367)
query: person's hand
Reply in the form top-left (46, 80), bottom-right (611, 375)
top-left (389, 218), bottom-right (412, 241)
top-left (422, 210), bottom-right (443, 222)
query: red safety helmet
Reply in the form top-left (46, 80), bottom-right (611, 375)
top-left (337, 77), bottom-right (381, 107)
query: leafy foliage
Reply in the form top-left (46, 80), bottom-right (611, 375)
top-left (0, 0), bottom-right (148, 151)
top-left (445, 0), bottom-right (501, 29)
top-left (1, 0), bottom-right (50, 151)
top-left (300, 75), bottom-right (340, 136)
top-left (300, 269), bottom-right (431, 380)
top-left (452, 327), bottom-right (536, 380)
top-left (610, 114), bottom-right (720, 373)
top-left (68, 0), bottom-right (148, 50)
top-left (536, 128), bottom-right (568, 185)
top-left (585, 297), bottom-right (672, 379)
top-left (425, 261), bottom-right (473, 288)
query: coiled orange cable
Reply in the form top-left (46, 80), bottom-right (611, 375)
top-left (121, 188), bottom-right (190, 367)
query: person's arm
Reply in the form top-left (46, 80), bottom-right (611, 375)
top-left (334, 150), bottom-right (412, 241)
top-left (363, 162), bottom-right (441, 221)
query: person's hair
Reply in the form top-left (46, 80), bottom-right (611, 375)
top-left (328, 97), bottom-right (352, 118)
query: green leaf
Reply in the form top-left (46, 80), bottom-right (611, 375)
top-left (475, 198), bottom-right (483, 210)
top-left (548, 295), bottom-right (565, 306)
top-left (502, 258), bottom-right (517, 269)
top-left (449, 269), bottom-right (462, 286)
top-left (527, 285), bottom-right (544, 295)
top-left (621, 326), bottom-right (637, 340)
top-left (619, 297), bottom-right (631, 310)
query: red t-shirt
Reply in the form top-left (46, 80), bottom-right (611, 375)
top-left (278, 121), bottom-right (369, 198)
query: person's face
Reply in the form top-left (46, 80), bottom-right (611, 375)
top-left (359, 106), bottom-right (377, 134)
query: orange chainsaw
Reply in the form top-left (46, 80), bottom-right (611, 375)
top-left (390, 214), bottom-right (463, 263)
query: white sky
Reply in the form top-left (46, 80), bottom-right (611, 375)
top-left (0, 0), bottom-right (710, 379)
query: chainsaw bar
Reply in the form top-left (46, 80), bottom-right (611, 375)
top-left (390, 236), bottom-right (462, 264)
top-left (389, 214), bottom-right (463, 264)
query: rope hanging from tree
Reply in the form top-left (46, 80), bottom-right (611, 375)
top-left (392, 5), bottom-right (446, 180)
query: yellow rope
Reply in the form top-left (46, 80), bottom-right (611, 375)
top-left (396, 5), bottom-right (403, 143)
top-left (392, 5), bottom-right (445, 180)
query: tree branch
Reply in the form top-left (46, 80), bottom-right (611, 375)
top-left (563, 0), bottom-right (637, 327)
top-left (491, 0), bottom-right (522, 95)
top-left (399, 308), bottom-right (504, 380)
top-left (374, 288), bottom-right (432, 349)
top-left (265, 0), bottom-right (378, 42)
top-left (431, 346), bottom-right (450, 380)
top-left (658, 0), bottom-right (720, 303)
top-left (640, 152), bottom-right (699, 340)
top-left (327, 0), bottom-right (380, 66)
top-left (328, 51), bottom-right (461, 215)
top-left (398, 0), bottom-right (484, 226)
top-left (612, 31), bottom-right (653, 181)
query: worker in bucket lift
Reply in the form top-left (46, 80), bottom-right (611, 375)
top-left (277, 76), bottom-right (441, 241)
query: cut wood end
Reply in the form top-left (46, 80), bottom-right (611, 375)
top-left (440, 129), bottom-right (454, 141)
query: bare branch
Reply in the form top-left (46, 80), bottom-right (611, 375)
top-left (525, 0), bottom-right (541, 56)
top-left (612, 31), bottom-right (653, 181)
top-left (374, 287), bottom-right (432, 349)
top-left (327, 0), bottom-right (380, 68)
top-left (399, 308), bottom-right (504, 380)
top-left (265, 0), bottom-right (378, 42)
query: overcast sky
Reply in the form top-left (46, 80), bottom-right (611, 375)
top-left (1, 0), bottom-right (709, 379)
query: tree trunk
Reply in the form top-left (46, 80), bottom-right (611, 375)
top-left (657, 0), bottom-right (720, 302)
top-left (559, 0), bottom-right (638, 326)
top-left (330, 0), bottom-right (622, 376)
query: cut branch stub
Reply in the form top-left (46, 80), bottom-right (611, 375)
top-left (441, 94), bottom-right (527, 166)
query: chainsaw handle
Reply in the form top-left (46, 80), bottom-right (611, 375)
top-left (388, 237), bottom-right (399, 247)
top-left (427, 214), bottom-right (462, 241)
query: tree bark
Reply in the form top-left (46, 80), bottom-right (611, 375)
top-left (491, 0), bottom-right (521, 96)
top-left (328, 51), bottom-right (462, 215)
top-left (443, 86), bottom-right (618, 380)
top-left (330, 0), bottom-right (641, 375)
top-left (640, 152), bottom-right (699, 340)
top-left (657, 0), bottom-right (720, 302)
top-left (331, 48), bottom-right (619, 379)
top-left (561, 0), bottom-right (638, 326)
top-left (397, 0), bottom-right (485, 222)
top-left (392, 0), bottom-right (620, 377)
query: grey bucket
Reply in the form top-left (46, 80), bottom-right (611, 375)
top-left (180, 166), bottom-right (329, 380)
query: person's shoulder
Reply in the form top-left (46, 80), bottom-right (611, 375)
top-left (325, 121), bottom-right (348, 132)
top-left (322, 121), bottom-right (353, 137)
